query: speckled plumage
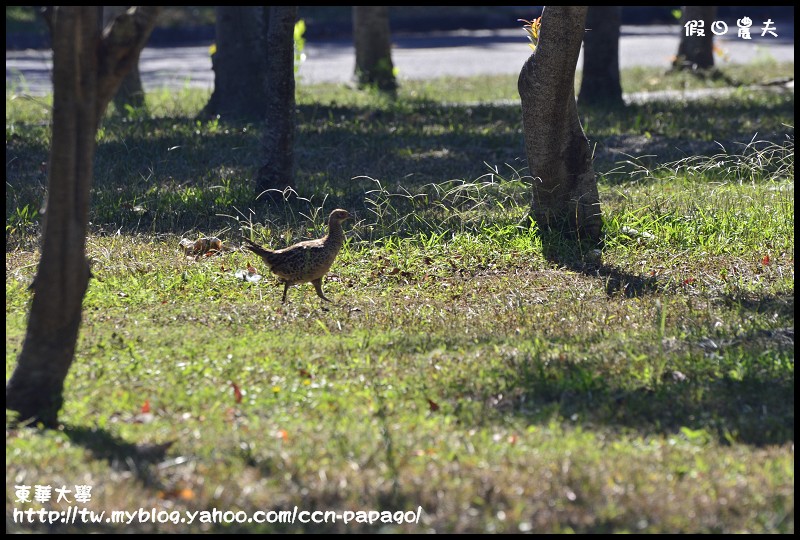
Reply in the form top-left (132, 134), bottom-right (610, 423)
top-left (243, 209), bottom-right (352, 303)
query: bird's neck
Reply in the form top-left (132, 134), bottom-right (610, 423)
top-left (326, 219), bottom-right (345, 246)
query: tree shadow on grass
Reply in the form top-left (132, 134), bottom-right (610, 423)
top-left (62, 425), bottom-right (173, 486)
top-left (489, 296), bottom-right (795, 447)
top-left (515, 364), bottom-right (794, 447)
top-left (516, 231), bottom-right (794, 446)
top-left (721, 292), bottom-right (795, 319)
top-left (7, 424), bottom-right (174, 533)
top-left (539, 230), bottom-right (660, 298)
top-left (7, 93), bottom-right (791, 239)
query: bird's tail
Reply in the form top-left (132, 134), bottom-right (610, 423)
top-left (241, 237), bottom-right (277, 265)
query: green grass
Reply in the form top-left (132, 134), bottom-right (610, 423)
top-left (5, 63), bottom-right (794, 533)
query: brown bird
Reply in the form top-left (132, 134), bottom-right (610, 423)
top-left (242, 209), bottom-right (352, 303)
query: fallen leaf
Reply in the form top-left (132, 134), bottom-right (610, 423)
top-left (231, 382), bottom-right (243, 404)
top-left (159, 486), bottom-right (195, 501)
top-left (179, 488), bottom-right (195, 501)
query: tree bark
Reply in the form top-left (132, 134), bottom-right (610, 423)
top-left (104, 6), bottom-right (148, 114)
top-left (256, 6), bottom-right (298, 196)
top-left (518, 6), bottom-right (601, 243)
top-left (352, 6), bottom-right (397, 92)
top-left (578, 6), bottom-right (623, 108)
top-left (201, 7), bottom-right (269, 120)
top-left (673, 6), bottom-right (716, 70)
top-left (96, 8), bottom-right (161, 117)
top-left (6, 6), bottom-right (160, 428)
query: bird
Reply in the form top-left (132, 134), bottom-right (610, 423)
top-left (242, 209), bottom-right (352, 303)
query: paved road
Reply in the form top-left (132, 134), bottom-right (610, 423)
top-left (6, 24), bottom-right (795, 96)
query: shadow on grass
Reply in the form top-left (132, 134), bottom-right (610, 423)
top-left (63, 425), bottom-right (173, 485)
top-left (539, 229), bottom-right (660, 298)
top-left (493, 313), bottom-right (795, 447)
top-left (721, 292), bottom-right (795, 319)
top-left (519, 367), bottom-right (793, 447)
top-left (6, 92), bottom-right (793, 238)
top-left (519, 231), bottom-right (793, 446)
top-left (7, 425), bottom-right (175, 533)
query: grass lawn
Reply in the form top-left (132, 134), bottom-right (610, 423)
top-left (6, 60), bottom-right (794, 533)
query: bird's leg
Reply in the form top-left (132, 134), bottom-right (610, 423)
top-left (281, 282), bottom-right (290, 303)
top-left (312, 278), bottom-right (332, 302)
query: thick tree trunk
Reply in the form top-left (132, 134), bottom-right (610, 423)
top-left (352, 6), bottom-right (397, 92)
top-left (5, 7), bottom-right (96, 426)
top-left (256, 6), bottom-right (298, 196)
top-left (201, 7), bottom-right (269, 120)
top-left (578, 6), bottom-right (623, 107)
top-left (518, 6), bottom-right (601, 243)
top-left (673, 6), bottom-right (716, 70)
top-left (6, 6), bottom-right (160, 428)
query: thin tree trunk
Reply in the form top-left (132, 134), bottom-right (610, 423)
top-left (673, 6), bottom-right (716, 70)
top-left (201, 7), bottom-right (268, 119)
top-left (518, 6), bottom-right (601, 243)
top-left (6, 6), bottom-right (160, 428)
top-left (256, 6), bottom-right (297, 196)
top-left (113, 66), bottom-right (146, 112)
top-left (353, 6), bottom-right (397, 92)
top-left (104, 6), bottom-right (148, 114)
top-left (578, 6), bottom-right (623, 107)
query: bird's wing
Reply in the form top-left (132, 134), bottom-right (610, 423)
top-left (277, 238), bottom-right (325, 251)
top-left (267, 243), bottom-right (322, 279)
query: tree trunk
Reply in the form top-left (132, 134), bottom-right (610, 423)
top-left (578, 6), bottom-right (623, 108)
top-left (113, 65), bottom-right (146, 112)
top-left (673, 6), bottom-right (716, 70)
top-left (352, 6), bottom-right (397, 92)
top-left (5, 6), bottom-right (160, 428)
top-left (256, 6), bottom-right (298, 196)
top-left (201, 7), bottom-right (269, 120)
top-left (104, 6), bottom-right (148, 114)
top-left (518, 6), bottom-right (601, 243)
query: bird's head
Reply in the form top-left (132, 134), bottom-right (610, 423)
top-left (328, 209), bottom-right (352, 224)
